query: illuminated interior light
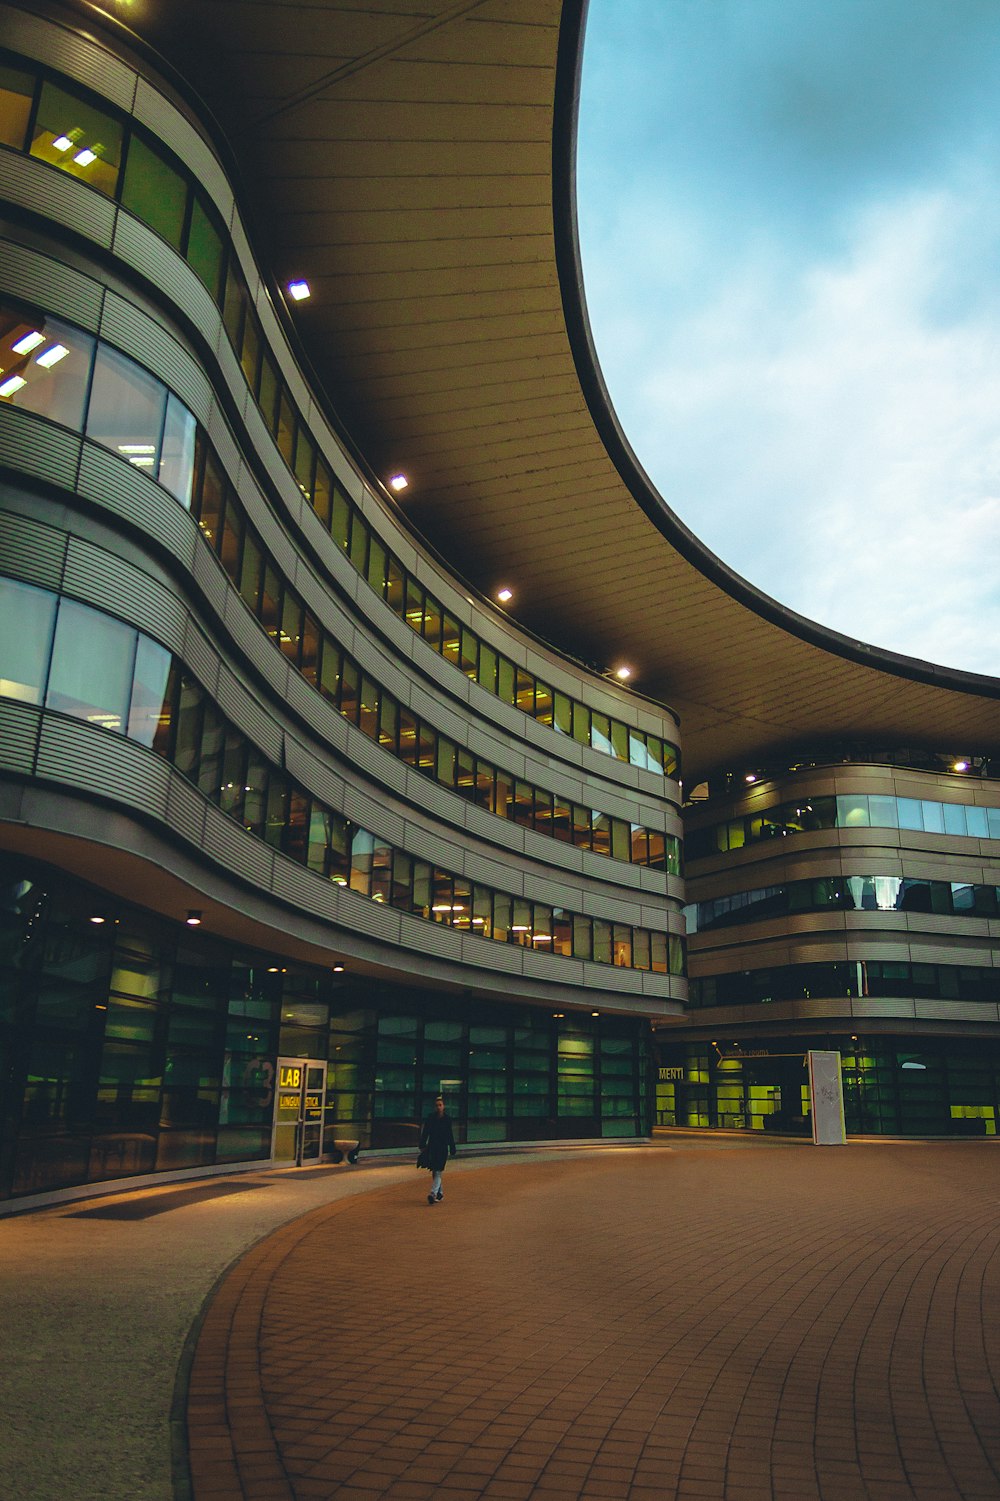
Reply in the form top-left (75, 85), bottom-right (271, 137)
top-left (73, 148), bottom-right (97, 167)
top-left (89, 915), bottom-right (106, 924)
top-left (533, 933), bottom-right (552, 943)
top-left (511, 924), bottom-right (529, 932)
top-left (0, 375), bottom-right (27, 397)
top-left (185, 909), bottom-right (203, 926)
top-left (552, 1012), bottom-right (564, 1019)
top-left (287, 279), bottom-right (311, 301)
top-left (36, 344), bottom-right (69, 368)
top-left (12, 331), bottom-right (45, 355)
top-left (52, 134), bottom-right (74, 152)
top-left (118, 443), bottom-right (156, 454)
top-left (745, 772), bottom-right (757, 783)
top-left (332, 875), bottom-right (348, 886)
top-left (332, 963), bottom-right (345, 973)
top-left (592, 1011), bottom-right (600, 1017)
top-left (388, 473), bottom-right (408, 492)
top-left (496, 587), bottom-right (513, 604)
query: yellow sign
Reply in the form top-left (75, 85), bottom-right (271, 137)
top-left (279, 1065), bottom-right (301, 1088)
top-left (658, 1066), bottom-right (684, 1081)
top-left (304, 1094), bottom-right (321, 1109)
top-left (279, 1093), bottom-right (299, 1112)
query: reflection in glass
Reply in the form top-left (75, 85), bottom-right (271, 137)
top-left (46, 599), bottom-right (136, 731)
top-left (86, 343), bottom-right (167, 473)
top-left (0, 578), bottom-right (56, 704)
top-left (30, 79), bottom-right (123, 196)
top-left (0, 307), bottom-right (94, 430)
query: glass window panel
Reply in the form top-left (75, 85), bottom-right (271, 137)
top-left (371, 839), bottom-right (393, 904)
top-left (921, 800), bottom-right (945, 834)
top-left (264, 770), bottom-right (288, 849)
top-left (417, 720), bottom-right (435, 773)
top-left (186, 193), bottom-right (226, 301)
top-left (592, 919), bottom-right (612, 965)
top-left (592, 812), bottom-right (611, 858)
top-left (477, 643), bottom-right (497, 694)
top-left (255, 350), bottom-right (279, 434)
top-left (610, 720), bottom-right (628, 761)
top-left (492, 893), bottom-right (511, 942)
top-left (442, 615), bottom-right (461, 666)
top-left (239, 308), bottom-right (260, 390)
top-left (196, 700), bottom-right (224, 799)
top-left (339, 658), bottom-right (360, 723)
top-left (300, 614), bottom-right (320, 685)
top-left (30, 80), bottom-right (123, 195)
top-left (897, 797), bottom-right (923, 830)
top-left (511, 897), bottom-right (531, 945)
top-left (243, 747), bottom-right (269, 838)
top-left (216, 495), bottom-right (240, 586)
top-left (966, 805), bottom-right (989, 838)
top-left (612, 924), bottom-right (632, 967)
top-left (456, 747), bottom-right (475, 797)
top-left (431, 870), bottom-right (454, 923)
top-left (412, 860), bottom-right (432, 916)
top-left (650, 933), bottom-right (668, 974)
top-left (367, 537), bottom-right (388, 596)
top-left (276, 389), bottom-right (295, 464)
top-left (944, 803), bottom-right (969, 836)
top-left (127, 637), bottom-right (174, 752)
top-left (86, 342), bottom-right (167, 473)
top-left (460, 629), bottom-right (478, 677)
top-left (158, 395), bottom-right (197, 506)
top-left (572, 804), bottom-right (592, 850)
top-left (46, 599), bottom-right (136, 732)
top-left (497, 657), bottom-right (516, 705)
top-left (472, 885), bottom-right (492, 938)
top-left (836, 795), bottom-right (870, 828)
top-left (515, 668), bottom-right (534, 714)
top-left (0, 307), bottom-right (94, 430)
top-left (611, 819), bottom-right (630, 862)
top-left (553, 691), bottom-right (572, 736)
top-left (195, 443), bottom-right (225, 550)
top-left (312, 456), bottom-right (333, 527)
top-left (222, 265), bottom-right (247, 349)
top-left (331, 486), bottom-right (351, 552)
top-left (378, 693), bottom-right (398, 753)
top-left (533, 787), bottom-right (554, 835)
top-left (0, 62), bottom-right (34, 150)
top-left (572, 701), bottom-right (590, 745)
top-left (573, 915), bottom-right (592, 961)
top-left (552, 797), bottom-right (572, 842)
top-left (349, 512), bottom-right (368, 572)
top-left (513, 780), bottom-right (533, 829)
top-left (591, 712), bottom-right (612, 754)
top-left (420, 594), bottom-right (441, 651)
top-left (435, 735), bottom-right (456, 786)
top-left (633, 930), bottom-right (651, 970)
top-left (398, 706), bottom-right (418, 766)
top-left (534, 681), bottom-right (553, 726)
top-left (390, 850), bottom-right (413, 909)
top-left (121, 133), bottom-right (187, 247)
top-left (359, 676), bottom-right (379, 740)
top-left (259, 564), bottom-right (281, 645)
top-left (218, 726), bottom-right (247, 820)
top-left (238, 528), bottom-right (262, 611)
top-left (280, 592), bottom-right (303, 667)
top-left (293, 426), bottom-right (315, 502)
top-left (0, 577), bottom-right (56, 705)
top-left (494, 768), bottom-right (513, 819)
top-left (385, 556), bottom-right (405, 615)
top-left (283, 788), bottom-right (309, 864)
top-left (474, 759), bottom-right (495, 810)
top-left (173, 673), bottom-right (203, 779)
top-left (868, 795), bottom-right (898, 829)
top-left (318, 640), bottom-right (341, 705)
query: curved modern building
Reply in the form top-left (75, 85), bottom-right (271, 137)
top-left (1, 0), bottom-right (999, 1207)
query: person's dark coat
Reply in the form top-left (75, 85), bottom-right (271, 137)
top-left (419, 1109), bottom-right (456, 1171)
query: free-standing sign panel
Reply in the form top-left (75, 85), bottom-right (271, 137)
top-left (808, 1050), bottom-right (846, 1145)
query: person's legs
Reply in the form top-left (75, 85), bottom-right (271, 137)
top-left (431, 1168), bottom-right (443, 1198)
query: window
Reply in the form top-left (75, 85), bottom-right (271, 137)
top-left (159, 395), bottom-right (197, 506)
top-left (30, 79), bottom-right (123, 196)
top-left (46, 599), bottom-right (136, 732)
top-left (0, 306), bottom-right (94, 430)
top-left (86, 343), bottom-right (167, 474)
top-left (121, 133), bottom-right (188, 248)
top-left (0, 61), bottom-right (34, 150)
top-left (127, 638), bottom-right (174, 752)
top-left (0, 577), bottom-right (57, 704)
top-left (186, 192), bottom-right (226, 300)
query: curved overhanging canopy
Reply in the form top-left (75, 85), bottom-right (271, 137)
top-left (80, 0), bottom-right (1000, 784)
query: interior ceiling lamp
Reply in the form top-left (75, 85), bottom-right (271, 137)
top-left (287, 279), bottom-right (311, 301)
top-left (388, 473), bottom-right (408, 493)
top-left (185, 909), bottom-right (203, 926)
top-left (332, 963), bottom-right (345, 973)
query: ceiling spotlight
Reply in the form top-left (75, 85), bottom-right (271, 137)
top-left (287, 280), bottom-right (311, 301)
top-left (388, 473), bottom-right (408, 493)
top-left (89, 915), bottom-right (106, 925)
top-left (185, 909), bottom-right (203, 926)
top-left (591, 1010), bottom-right (600, 1017)
top-left (496, 586), bottom-right (513, 604)
top-left (614, 665), bottom-right (632, 681)
top-left (332, 963), bottom-right (345, 973)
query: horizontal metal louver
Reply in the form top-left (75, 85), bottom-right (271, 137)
top-left (35, 716), bottom-right (170, 817)
top-left (0, 511), bottom-right (67, 591)
top-left (0, 700), bottom-right (41, 774)
top-left (201, 805), bottom-right (272, 887)
top-left (342, 783), bottom-right (405, 848)
top-left (180, 617), bottom-right (222, 698)
top-left (165, 775), bottom-right (208, 850)
top-left (131, 76), bottom-right (234, 221)
top-left (62, 539), bottom-right (187, 651)
top-left (8, 15), bottom-right (137, 109)
top-left (77, 445), bottom-right (191, 558)
top-left (270, 857), bottom-right (324, 913)
top-left (214, 666), bottom-right (282, 763)
top-left (283, 736), bottom-right (345, 813)
top-left (0, 407), bottom-right (81, 492)
top-left (100, 291), bottom-right (211, 414)
top-left (0, 150), bottom-right (116, 250)
top-left (0, 236), bottom-right (103, 330)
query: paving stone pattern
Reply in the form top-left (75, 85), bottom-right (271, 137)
top-left (186, 1143), bottom-right (1000, 1500)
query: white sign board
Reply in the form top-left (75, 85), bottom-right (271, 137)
top-left (808, 1050), bottom-right (846, 1146)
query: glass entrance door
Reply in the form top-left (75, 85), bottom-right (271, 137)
top-left (272, 1057), bottom-right (326, 1164)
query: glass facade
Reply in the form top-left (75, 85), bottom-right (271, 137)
top-left (655, 1038), bottom-right (1000, 1138)
top-left (686, 872), bottom-right (1000, 933)
top-left (0, 857), bottom-right (651, 1202)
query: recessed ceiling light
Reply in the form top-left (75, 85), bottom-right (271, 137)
top-left (496, 587), bottom-right (513, 603)
top-left (89, 914), bottom-right (106, 924)
top-left (388, 473), bottom-right (408, 492)
top-left (52, 134), bottom-right (73, 152)
top-left (73, 148), bottom-right (97, 167)
top-left (12, 331), bottom-right (45, 355)
top-left (288, 280), bottom-right (311, 301)
top-left (332, 963), bottom-right (345, 973)
top-left (185, 909), bottom-right (202, 926)
top-left (36, 344), bottom-right (69, 368)
top-left (0, 375), bottom-right (27, 397)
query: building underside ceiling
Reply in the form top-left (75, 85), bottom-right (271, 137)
top-left (87, 0), bottom-right (1000, 784)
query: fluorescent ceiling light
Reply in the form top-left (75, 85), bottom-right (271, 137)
top-left (0, 375), bottom-right (27, 397)
top-left (36, 344), bottom-right (69, 368)
top-left (73, 148), bottom-right (97, 166)
top-left (118, 443), bottom-right (156, 454)
top-left (12, 331), bottom-right (45, 355)
top-left (52, 134), bottom-right (73, 152)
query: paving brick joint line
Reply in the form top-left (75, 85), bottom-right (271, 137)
top-left (183, 1146), bottom-right (1000, 1501)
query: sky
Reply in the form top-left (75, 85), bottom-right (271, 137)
top-left (577, 0), bottom-right (1000, 676)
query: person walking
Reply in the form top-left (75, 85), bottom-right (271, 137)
top-left (419, 1095), bottom-right (456, 1204)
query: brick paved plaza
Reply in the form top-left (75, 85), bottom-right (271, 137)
top-left (183, 1141), bottom-right (1000, 1501)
